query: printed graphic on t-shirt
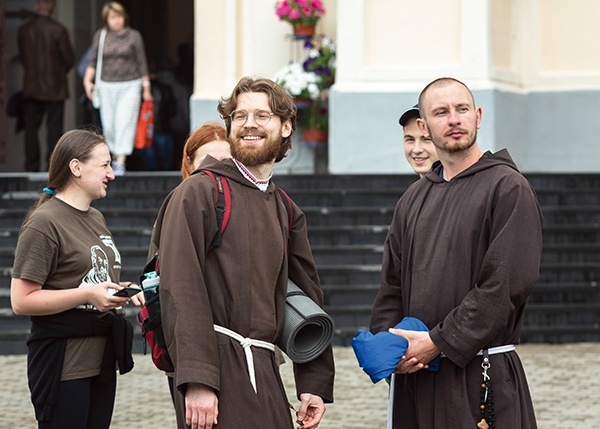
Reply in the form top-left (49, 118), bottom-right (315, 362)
top-left (100, 234), bottom-right (122, 268)
top-left (76, 240), bottom-right (118, 310)
top-left (82, 245), bottom-right (112, 285)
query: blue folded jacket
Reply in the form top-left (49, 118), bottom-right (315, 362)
top-left (351, 317), bottom-right (440, 383)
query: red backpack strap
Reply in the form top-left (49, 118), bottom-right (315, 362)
top-left (200, 170), bottom-right (231, 247)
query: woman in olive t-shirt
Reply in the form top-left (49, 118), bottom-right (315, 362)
top-left (11, 129), bottom-right (144, 429)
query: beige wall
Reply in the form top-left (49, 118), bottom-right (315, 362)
top-left (336, 0), bottom-right (600, 92)
top-left (364, 0), bottom-right (460, 67)
top-left (488, 0), bottom-right (600, 90)
top-left (491, 0), bottom-right (513, 71)
top-left (540, 0), bottom-right (600, 71)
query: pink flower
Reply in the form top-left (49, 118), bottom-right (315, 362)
top-left (276, 3), bottom-right (291, 18)
top-left (312, 0), bottom-right (325, 13)
top-left (275, 0), bottom-right (325, 25)
top-left (288, 9), bottom-right (301, 20)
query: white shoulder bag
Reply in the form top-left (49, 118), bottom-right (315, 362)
top-left (91, 29), bottom-right (106, 109)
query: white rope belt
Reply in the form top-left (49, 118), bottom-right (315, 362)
top-left (441, 344), bottom-right (516, 359)
top-left (213, 325), bottom-right (275, 393)
top-left (476, 344), bottom-right (516, 356)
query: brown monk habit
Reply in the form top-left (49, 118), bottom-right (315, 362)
top-left (156, 157), bottom-right (334, 428)
top-left (371, 149), bottom-right (543, 429)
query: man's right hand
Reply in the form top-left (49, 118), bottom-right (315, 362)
top-left (185, 383), bottom-right (219, 429)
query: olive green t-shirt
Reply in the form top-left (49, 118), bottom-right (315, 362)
top-left (12, 197), bottom-right (122, 380)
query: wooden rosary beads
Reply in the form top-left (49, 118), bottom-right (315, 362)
top-left (477, 350), bottom-right (495, 429)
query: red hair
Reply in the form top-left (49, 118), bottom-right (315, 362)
top-left (180, 123), bottom-right (228, 179)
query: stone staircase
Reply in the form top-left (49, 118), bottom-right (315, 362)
top-left (1, 172), bottom-right (599, 353)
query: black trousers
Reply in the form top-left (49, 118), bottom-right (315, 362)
top-left (38, 373), bottom-right (117, 429)
top-left (23, 98), bottom-right (64, 172)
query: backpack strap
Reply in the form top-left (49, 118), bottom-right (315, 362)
top-left (200, 170), bottom-right (292, 251)
top-left (201, 170), bottom-right (231, 247)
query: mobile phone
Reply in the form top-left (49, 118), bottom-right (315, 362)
top-left (113, 286), bottom-right (142, 298)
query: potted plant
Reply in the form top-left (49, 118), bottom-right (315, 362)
top-left (275, 0), bottom-right (326, 38)
top-left (274, 37), bottom-right (335, 144)
top-left (302, 37), bottom-right (336, 89)
top-left (300, 98), bottom-right (329, 144)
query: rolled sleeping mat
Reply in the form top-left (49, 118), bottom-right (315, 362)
top-left (278, 280), bottom-right (335, 363)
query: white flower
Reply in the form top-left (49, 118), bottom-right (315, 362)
top-left (274, 62), bottom-right (321, 99)
top-left (321, 37), bottom-right (333, 48)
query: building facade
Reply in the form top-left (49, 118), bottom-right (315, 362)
top-left (2, 0), bottom-right (599, 174)
top-left (190, 0), bottom-right (600, 174)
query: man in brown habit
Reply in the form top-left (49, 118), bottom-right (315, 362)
top-left (370, 77), bottom-right (542, 429)
top-left (156, 77), bottom-right (334, 429)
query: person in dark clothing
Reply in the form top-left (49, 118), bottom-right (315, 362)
top-left (18, 0), bottom-right (75, 172)
top-left (370, 77), bottom-right (543, 428)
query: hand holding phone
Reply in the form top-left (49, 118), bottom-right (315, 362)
top-left (113, 286), bottom-right (142, 298)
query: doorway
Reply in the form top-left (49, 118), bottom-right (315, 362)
top-left (1, 0), bottom-right (194, 172)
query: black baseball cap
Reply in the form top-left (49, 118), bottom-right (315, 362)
top-left (398, 104), bottom-right (420, 126)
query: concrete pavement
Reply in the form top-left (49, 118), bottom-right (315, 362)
top-left (1, 344), bottom-right (599, 428)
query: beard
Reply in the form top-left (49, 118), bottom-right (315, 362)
top-left (430, 127), bottom-right (478, 154)
top-left (229, 129), bottom-right (282, 166)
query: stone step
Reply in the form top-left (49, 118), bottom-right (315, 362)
top-left (541, 225), bottom-right (600, 244)
top-left (1, 279), bottom-right (595, 308)
top-left (322, 284), bottom-right (379, 307)
top-left (80, 243), bottom-right (600, 268)
top-left (2, 172), bottom-right (599, 345)
top-left (541, 244), bottom-right (600, 263)
top-left (4, 172), bottom-right (600, 192)
top-left (5, 191), bottom-right (600, 221)
top-left (529, 282), bottom-right (599, 303)
top-left (524, 302), bottom-right (600, 325)
top-left (0, 173), bottom-right (411, 194)
top-left (537, 262), bottom-right (599, 283)
top-left (526, 173), bottom-right (600, 189)
top-left (323, 301), bottom-right (600, 333)
top-left (519, 324), bottom-right (600, 343)
top-left (540, 206), bottom-right (600, 224)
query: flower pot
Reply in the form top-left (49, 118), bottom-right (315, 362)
top-left (303, 128), bottom-right (328, 144)
top-left (293, 23), bottom-right (316, 39)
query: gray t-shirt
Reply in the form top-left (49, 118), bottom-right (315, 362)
top-left (88, 27), bottom-right (149, 82)
top-left (12, 197), bottom-right (122, 380)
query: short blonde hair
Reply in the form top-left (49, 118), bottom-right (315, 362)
top-left (101, 2), bottom-right (129, 28)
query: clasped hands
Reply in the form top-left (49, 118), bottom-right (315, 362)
top-left (388, 328), bottom-right (440, 374)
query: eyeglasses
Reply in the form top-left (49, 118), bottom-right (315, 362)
top-left (229, 110), bottom-right (276, 126)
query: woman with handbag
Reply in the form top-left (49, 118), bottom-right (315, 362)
top-left (83, 1), bottom-right (152, 176)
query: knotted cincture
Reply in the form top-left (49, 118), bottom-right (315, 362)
top-left (213, 325), bottom-right (275, 393)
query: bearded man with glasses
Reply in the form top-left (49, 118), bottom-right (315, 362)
top-left (153, 77), bottom-right (334, 429)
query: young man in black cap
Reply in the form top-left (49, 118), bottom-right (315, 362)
top-left (399, 104), bottom-right (438, 177)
